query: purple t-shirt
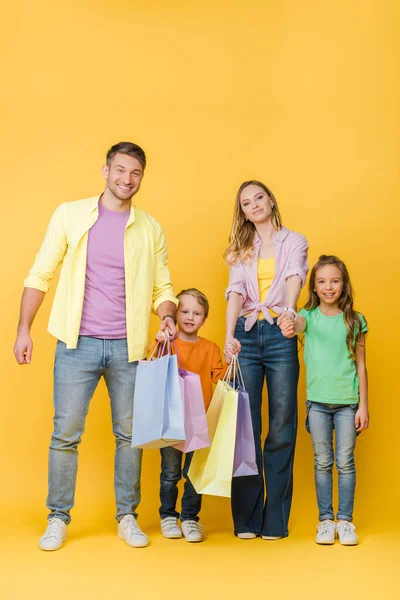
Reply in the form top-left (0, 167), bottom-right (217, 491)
top-left (79, 203), bottom-right (130, 338)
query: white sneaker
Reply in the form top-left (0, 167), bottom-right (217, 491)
top-left (315, 520), bottom-right (336, 544)
top-left (262, 535), bottom-right (283, 540)
top-left (181, 520), bottom-right (204, 542)
top-left (237, 532), bottom-right (257, 539)
top-left (118, 515), bottom-right (149, 548)
top-left (161, 517), bottom-right (182, 539)
top-left (38, 518), bottom-right (68, 551)
top-left (336, 520), bottom-right (359, 545)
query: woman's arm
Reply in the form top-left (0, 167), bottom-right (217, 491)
top-left (286, 274), bottom-right (302, 310)
top-left (355, 333), bottom-right (369, 432)
top-left (224, 292), bottom-right (243, 362)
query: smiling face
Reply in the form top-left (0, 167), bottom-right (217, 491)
top-left (177, 294), bottom-right (207, 336)
top-left (239, 184), bottom-right (275, 225)
top-left (102, 152), bottom-right (144, 201)
top-left (314, 264), bottom-right (344, 306)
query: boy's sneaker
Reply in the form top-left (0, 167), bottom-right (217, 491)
top-left (237, 532), bottom-right (257, 539)
top-left (315, 520), bottom-right (336, 544)
top-left (161, 517), bottom-right (182, 539)
top-left (118, 514), bottom-right (149, 548)
top-left (38, 517), bottom-right (68, 551)
top-left (262, 535), bottom-right (283, 540)
top-left (182, 520), bottom-right (203, 542)
top-left (336, 520), bottom-right (359, 546)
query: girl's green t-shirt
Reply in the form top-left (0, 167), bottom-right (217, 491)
top-left (299, 307), bottom-right (368, 404)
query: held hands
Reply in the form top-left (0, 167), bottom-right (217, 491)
top-left (277, 312), bottom-right (296, 338)
top-left (14, 329), bottom-right (33, 364)
top-left (224, 335), bottom-right (241, 364)
top-left (355, 405), bottom-right (369, 433)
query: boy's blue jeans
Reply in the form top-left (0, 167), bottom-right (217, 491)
top-left (47, 337), bottom-right (142, 524)
top-left (306, 401), bottom-right (358, 522)
top-left (231, 316), bottom-right (299, 538)
top-left (159, 447), bottom-right (202, 522)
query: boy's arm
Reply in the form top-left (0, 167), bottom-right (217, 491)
top-left (211, 344), bottom-right (229, 383)
top-left (355, 333), bottom-right (369, 432)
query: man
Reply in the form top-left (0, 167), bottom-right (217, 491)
top-left (14, 142), bottom-right (177, 551)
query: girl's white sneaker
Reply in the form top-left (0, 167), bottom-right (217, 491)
top-left (315, 520), bottom-right (336, 544)
top-left (336, 521), bottom-right (359, 545)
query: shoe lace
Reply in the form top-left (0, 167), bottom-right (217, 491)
top-left (124, 516), bottom-right (142, 536)
top-left (162, 518), bottom-right (179, 533)
top-left (337, 521), bottom-right (354, 536)
top-left (46, 519), bottom-right (64, 537)
top-left (184, 520), bottom-right (204, 534)
top-left (318, 520), bottom-right (334, 535)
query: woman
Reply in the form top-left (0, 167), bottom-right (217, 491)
top-left (224, 180), bottom-right (308, 539)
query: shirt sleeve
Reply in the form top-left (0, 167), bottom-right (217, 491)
top-left (358, 313), bottom-right (368, 334)
top-left (285, 234), bottom-right (309, 287)
top-left (24, 204), bottom-right (68, 293)
top-left (152, 222), bottom-right (179, 313)
top-left (211, 344), bottom-right (229, 383)
top-left (225, 263), bottom-right (247, 301)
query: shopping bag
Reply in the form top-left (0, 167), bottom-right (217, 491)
top-left (131, 348), bottom-right (186, 449)
top-left (173, 368), bottom-right (210, 453)
top-left (187, 379), bottom-right (227, 491)
top-left (232, 385), bottom-right (258, 477)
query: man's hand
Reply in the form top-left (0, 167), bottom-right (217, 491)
top-left (277, 313), bottom-right (296, 338)
top-left (14, 328), bottom-right (33, 364)
top-left (355, 405), bottom-right (369, 433)
top-left (224, 335), bottom-right (241, 363)
top-left (157, 316), bottom-right (178, 341)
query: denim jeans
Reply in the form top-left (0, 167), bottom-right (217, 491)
top-left (159, 447), bottom-right (202, 522)
top-left (231, 316), bottom-right (299, 537)
top-left (47, 337), bottom-right (142, 524)
top-left (306, 401), bottom-right (357, 522)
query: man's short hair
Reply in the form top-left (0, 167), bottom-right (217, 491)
top-left (177, 288), bottom-right (209, 318)
top-left (106, 141), bottom-right (146, 169)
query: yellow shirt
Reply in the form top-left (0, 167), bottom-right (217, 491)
top-left (24, 195), bottom-right (177, 362)
top-left (258, 257), bottom-right (276, 319)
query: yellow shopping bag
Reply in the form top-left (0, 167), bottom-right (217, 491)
top-left (188, 379), bottom-right (239, 498)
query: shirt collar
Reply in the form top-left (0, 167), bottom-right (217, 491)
top-left (89, 194), bottom-right (136, 225)
top-left (254, 226), bottom-right (289, 246)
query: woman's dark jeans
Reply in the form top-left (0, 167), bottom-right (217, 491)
top-left (231, 316), bottom-right (299, 538)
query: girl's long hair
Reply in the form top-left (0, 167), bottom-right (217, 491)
top-left (224, 180), bottom-right (282, 265)
top-left (305, 255), bottom-right (365, 360)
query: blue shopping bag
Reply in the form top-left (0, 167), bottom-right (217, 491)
top-left (131, 349), bottom-right (186, 449)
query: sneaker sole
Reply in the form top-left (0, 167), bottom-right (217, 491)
top-left (338, 540), bottom-right (359, 546)
top-left (118, 531), bottom-right (149, 548)
top-left (162, 532), bottom-right (182, 539)
top-left (237, 533), bottom-right (257, 539)
top-left (316, 539), bottom-right (335, 545)
top-left (183, 536), bottom-right (203, 543)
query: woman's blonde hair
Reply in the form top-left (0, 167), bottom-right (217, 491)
top-left (305, 255), bottom-right (366, 360)
top-left (224, 180), bottom-right (282, 265)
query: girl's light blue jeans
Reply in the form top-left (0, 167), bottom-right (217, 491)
top-left (47, 337), bottom-right (142, 524)
top-left (306, 401), bottom-right (358, 522)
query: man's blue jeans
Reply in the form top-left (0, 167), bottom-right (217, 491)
top-left (231, 316), bottom-right (299, 538)
top-left (159, 447), bottom-right (202, 522)
top-left (306, 401), bottom-right (358, 522)
top-left (47, 337), bottom-right (142, 524)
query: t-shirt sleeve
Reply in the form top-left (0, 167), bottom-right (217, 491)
top-left (358, 313), bottom-right (368, 334)
top-left (298, 308), bottom-right (309, 332)
top-left (211, 344), bottom-right (229, 383)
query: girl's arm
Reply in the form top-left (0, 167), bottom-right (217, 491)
top-left (355, 333), bottom-right (369, 432)
top-left (224, 292), bottom-right (243, 362)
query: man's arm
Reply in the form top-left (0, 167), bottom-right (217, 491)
top-left (156, 301), bottom-right (177, 340)
top-left (14, 288), bottom-right (45, 364)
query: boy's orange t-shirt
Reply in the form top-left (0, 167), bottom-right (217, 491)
top-left (150, 337), bottom-right (228, 409)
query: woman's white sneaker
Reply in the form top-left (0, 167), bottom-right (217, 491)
top-left (161, 517), bottom-right (182, 539)
top-left (38, 518), bottom-right (68, 551)
top-left (336, 521), bottom-right (359, 545)
top-left (181, 520), bottom-right (203, 542)
top-left (316, 520), bottom-right (336, 544)
top-left (118, 515), bottom-right (149, 548)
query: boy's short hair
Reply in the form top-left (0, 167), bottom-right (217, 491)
top-left (177, 288), bottom-right (209, 318)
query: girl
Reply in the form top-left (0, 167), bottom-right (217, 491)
top-left (224, 180), bottom-right (308, 540)
top-left (279, 255), bottom-right (369, 545)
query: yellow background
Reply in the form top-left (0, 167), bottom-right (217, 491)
top-left (1, 1), bottom-right (399, 598)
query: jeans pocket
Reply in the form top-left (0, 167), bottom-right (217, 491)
top-left (305, 400), bottom-right (312, 434)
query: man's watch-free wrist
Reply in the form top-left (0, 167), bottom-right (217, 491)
top-left (162, 314), bottom-right (177, 325)
top-left (284, 307), bottom-right (298, 319)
